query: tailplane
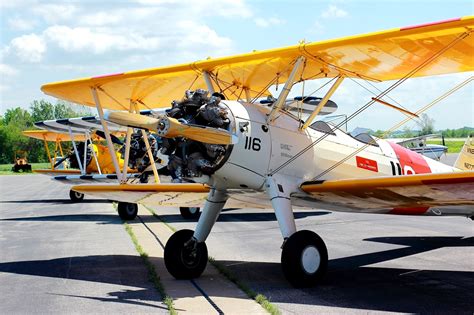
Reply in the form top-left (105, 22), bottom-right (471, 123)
top-left (454, 136), bottom-right (474, 171)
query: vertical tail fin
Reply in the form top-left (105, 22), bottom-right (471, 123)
top-left (454, 136), bottom-right (474, 171)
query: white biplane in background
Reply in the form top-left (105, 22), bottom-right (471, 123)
top-left (40, 17), bottom-right (474, 287)
top-left (389, 134), bottom-right (448, 160)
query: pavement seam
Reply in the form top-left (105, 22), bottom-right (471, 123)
top-left (136, 214), bottom-right (225, 314)
top-left (123, 221), bottom-right (177, 314)
top-left (144, 206), bottom-right (281, 315)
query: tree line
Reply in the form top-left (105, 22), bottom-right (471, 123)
top-left (0, 100), bottom-right (91, 164)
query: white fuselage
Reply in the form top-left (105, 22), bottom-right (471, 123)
top-left (213, 101), bottom-right (454, 192)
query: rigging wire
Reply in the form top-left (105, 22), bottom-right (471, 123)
top-left (312, 75), bottom-right (472, 180)
top-left (269, 30), bottom-right (471, 175)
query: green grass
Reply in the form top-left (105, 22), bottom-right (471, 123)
top-left (144, 205), bottom-right (280, 315)
top-left (0, 162), bottom-right (51, 175)
top-left (123, 222), bottom-right (176, 315)
top-left (426, 140), bottom-right (464, 153)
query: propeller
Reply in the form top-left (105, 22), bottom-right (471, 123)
top-left (104, 111), bottom-right (237, 145)
top-left (94, 130), bottom-right (124, 145)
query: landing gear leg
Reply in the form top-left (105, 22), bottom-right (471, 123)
top-left (164, 188), bottom-right (228, 279)
top-left (266, 176), bottom-right (328, 287)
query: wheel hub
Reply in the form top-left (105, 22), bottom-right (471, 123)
top-left (301, 245), bottom-right (320, 274)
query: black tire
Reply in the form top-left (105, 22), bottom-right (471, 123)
top-left (164, 229), bottom-right (208, 279)
top-left (281, 230), bottom-right (328, 287)
top-left (69, 189), bottom-right (85, 202)
top-left (118, 202), bottom-right (138, 220)
top-left (179, 207), bottom-right (201, 219)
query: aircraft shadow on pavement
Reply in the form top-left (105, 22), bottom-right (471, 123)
top-left (217, 236), bottom-right (474, 313)
top-left (49, 290), bottom-right (169, 310)
top-left (158, 210), bottom-right (331, 223)
top-left (0, 199), bottom-right (111, 204)
top-left (0, 236), bottom-right (472, 313)
top-left (0, 254), bottom-right (167, 310)
top-left (1, 214), bottom-right (121, 225)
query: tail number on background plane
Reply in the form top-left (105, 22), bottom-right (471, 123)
top-left (244, 136), bottom-right (261, 151)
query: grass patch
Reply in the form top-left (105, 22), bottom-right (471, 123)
top-left (144, 205), bottom-right (280, 315)
top-left (123, 222), bottom-right (176, 315)
top-left (0, 162), bottom-right (53, 175)
top-left (426, 140), bottom-right (464, 153)
top-left (209, 257), bottom-right (281, 315)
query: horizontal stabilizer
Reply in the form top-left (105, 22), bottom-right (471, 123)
top-left (454, 136), bottom-right (474, 171)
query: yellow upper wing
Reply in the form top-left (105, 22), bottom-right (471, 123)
top-left (41, 16), bottom-right (474, 110)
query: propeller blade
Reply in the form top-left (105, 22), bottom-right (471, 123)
top-left (105, 111), bottom-right (237, 145)
top-left (95, 130), bottom-right (123, 145)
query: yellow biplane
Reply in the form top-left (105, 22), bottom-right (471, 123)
top-left (23, 125), bottom-right (140, 201)
top-left (41, 17), bottom-right (473, 287)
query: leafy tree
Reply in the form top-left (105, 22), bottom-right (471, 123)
top-left (416, 113), bottom-right (435, 135)
top-left (0, 100), bottom-right (93, 164)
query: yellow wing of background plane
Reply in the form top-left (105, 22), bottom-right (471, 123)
top-left (23, 130), bottom-right (87, 142)
top-left (41, 16), bottom-right (474, 110)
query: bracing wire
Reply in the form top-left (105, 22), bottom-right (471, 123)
top-left (269, 30), bottom-right (471, 175)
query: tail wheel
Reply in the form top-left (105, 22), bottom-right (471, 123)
top-left (281, 230), bottom-right (328, 287)
top-left (179, 207), bottom-right (201, 219)
top-left (69, 189), bottom-right (84, 202)
top-left (164, 229), bottom-right (208, 279)
top-left (118, 202), bottom-right (138, 220)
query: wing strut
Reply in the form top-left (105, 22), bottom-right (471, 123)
top-left (87, 131), bottom-right (102, 175)
top-left (301, 75), bottom-right (345, 130)
top-left (132, 102), bottom-right (160, 184)
top-left (202, 71), bottom-right (216, 94)
top-left (68, 126), bottom-right (85, 175)
top-left (91, 87), bottom-right (122, 180)
top-left (267, 56), bottom-right (306, 122)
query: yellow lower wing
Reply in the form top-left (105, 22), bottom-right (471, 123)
top-left (72, 183), bottom-right (210, 207)
top-left (300, 172), bottom-right (474, 210)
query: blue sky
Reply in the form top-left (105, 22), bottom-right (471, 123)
top-left (1, 0), bottom-right (472, 130)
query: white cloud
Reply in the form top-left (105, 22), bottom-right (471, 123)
top-left (32, 4), bottom-right (77, 24)
top-left (254, 17), bottom-right (284, 28)
top-left (44, 26), bottom-right (158, 54)
top-left (134, 0), bottom-right (253, 18)
top-left (321, 5), bottom-right (348, 19)
top-left (7, 17), bottom-right (37, 31)
top-left (0, 64), bottom-right (18, 76)
top-left (10, 34), bottom-right (46, 62)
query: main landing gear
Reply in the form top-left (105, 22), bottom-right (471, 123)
top-left (164, 188), bottom-right (227, 279)
top-left (118, 202), bottom-right (138, 220)
top-left (69, 189), bottom-right (84, 202)
top-left (163, 178), bottom-right (329, 287)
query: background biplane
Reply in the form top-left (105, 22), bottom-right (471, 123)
top-left (40, 17), bottom-right (474, 287)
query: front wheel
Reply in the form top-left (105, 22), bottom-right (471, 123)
top-left (164, 229), bottom-right (208, 279)
top-left (118, 202), bottom-right (138, 220)
top-left (179, 207), bottom-right (201, 219)
top-left (69, 189), bottom-right (84, 202)
top-left (281, 230), bottom-right (328, 287)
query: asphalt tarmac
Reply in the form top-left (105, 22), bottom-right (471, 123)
top-left (1, 163), bottom-right (473, 314)
top-left (0, 175), bottom-right (167, 314)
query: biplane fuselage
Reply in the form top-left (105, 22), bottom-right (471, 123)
top-left (207, 101), bottom-right (467, 216)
